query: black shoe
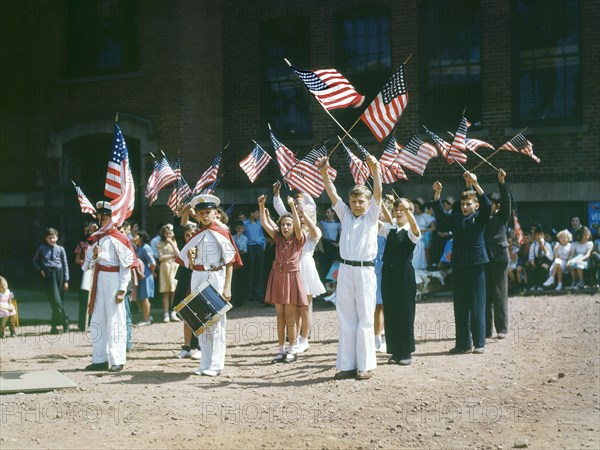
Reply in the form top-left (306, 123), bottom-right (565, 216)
top-left (387, 355), bottom-right (400, 364)
top-left (108, 365), bottom-right (124, 373)
top-left (85, 362), bottom-right (109, 371)
top-left (271, 353), bottom-right (286, 364)
top-left (398, 355), bottom-right (412, 365)
top-left (50, 327), bottom-right (60, 335)
top-left (334, 369), bottom-right (357, 380)
top-left (448, 346), bottom-right (473, 355)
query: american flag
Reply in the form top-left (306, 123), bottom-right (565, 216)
top-left (103, 123), bottom-right (135, 226)
top-left (239, 144), bottom-right (272, 183)
top-left (423, 125), bottom-right (466, 165)
top-left (193, 152), bottom-right (222, 194)
top-left (499, 133), bottom-right (540, 163)
top-left (448, 116), bottom-right (470, 164)
top-left (166, 187), bottom-right (182, 214)
top-left (379, 138), bottom-right (407, 182)
top-left (201, 173), bottom-right (224, 195)
top-left (167, 158), bottom-right (193, 213)
top-left (73, 183), bottom-right (96, 217)
top-left (356, 142), bottom-right (401, 184)
top-left (465, 138), bottom-right (495, 153)
top-left (341, 141), bottom-right (369, 186)
top-left (360, 65), bottom-right (409, 142)
top-left (145, 157), bottom-right (177, 205)
top-left (397, 134), bottom-right (438, 176)
top-left (513, 210), bottom-right (525, 245)
top-left (292, 67), bottom-right (365, 110)
top-left (270, 131), bottom-right (302, 191)
top-left (293, 146), bottom-right (337, 198)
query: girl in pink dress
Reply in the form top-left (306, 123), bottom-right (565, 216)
top-left (259, 195), bottom-right (307, 364)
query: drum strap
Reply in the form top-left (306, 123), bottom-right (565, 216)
top-left (192, 264), bottom-right (223, 272)
top-left (88, 265), bottom-right (120, 315)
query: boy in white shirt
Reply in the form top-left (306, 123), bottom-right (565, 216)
top-left (317, 154), bottom-right (382, 380)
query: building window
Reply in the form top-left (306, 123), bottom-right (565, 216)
top-left (420, 0), bottom-right (482, 128)
top-left (336, 7), bottom-right (391, 98)
top-left (67, 0), bottom-right (139, 78)
top-left (261, 18), bottom-right (311, 138)
top-left (514, 0), bottom-right (581, 124)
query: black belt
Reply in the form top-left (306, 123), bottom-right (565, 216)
top-left (340, 259), bottom-right (375, 267)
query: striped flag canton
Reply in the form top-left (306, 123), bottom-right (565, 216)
top-left (382, 66), bottom-right (407, 104)
top-left (511, 134), bottom-right (530, 151)
top-left (294, 68), bottom-right (329, 91)
top-left (300, 146), bottom-right (326, 166)
top-left (403, 136), bottom-right (423, 156)
top-left (456, 117), bottom-right (470, 137)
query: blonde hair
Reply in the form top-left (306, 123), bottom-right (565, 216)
top-left (0, 275), bottom-right (7, 289)
top-left (349, 185), bottom-right (372, 199)
top-left (556, 229), bottom-right (572, 243)
top-left (460, 190), bottom-right (478, 202)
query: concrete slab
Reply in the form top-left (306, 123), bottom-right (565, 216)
top-left (0, 370), bottom-right (78, 394)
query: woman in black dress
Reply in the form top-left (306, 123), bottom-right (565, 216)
top-left (381, 198), bottom-right (421, 365)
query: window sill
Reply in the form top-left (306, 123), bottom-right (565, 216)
top-left (504, 124), bottom-right (588, 136)
top-left (57, 71), bottom-right (144, 85)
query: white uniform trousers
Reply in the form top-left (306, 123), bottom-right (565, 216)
top-left (90, 272), bottom-right (127, 366)
top-left (335, 264), bottom-right (377, 372)
top-left (191, 270), bottom-right (227, 372)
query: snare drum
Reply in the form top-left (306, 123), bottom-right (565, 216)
top-left (174, 281), bottom-right (232, 337)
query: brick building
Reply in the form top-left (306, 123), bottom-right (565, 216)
top-left (1, 0), bottom-right (599, 283)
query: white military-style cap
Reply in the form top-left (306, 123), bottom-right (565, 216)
top-left (95, 201), bottom-right (112, 214)
top-left (190, 194), bottom-right (220, 210)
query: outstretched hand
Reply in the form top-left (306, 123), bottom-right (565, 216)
top-left (257, 195), bottom-right (267, 206)
top-left (273, 181), bottom-right (281, 196)
top-left (498, 168), bottom-right (506, 185)
top-left (316, 156), bottom-right (330, 173)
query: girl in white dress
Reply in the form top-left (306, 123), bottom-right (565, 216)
top-left (543, 229), bottom-right (572, 290)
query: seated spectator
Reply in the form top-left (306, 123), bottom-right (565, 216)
top-left (515, 233), bottom-right (532, 291)
top-left (568, 215), bottom-right (583, 241)
top-left (590, 235), bottom-right (600, 288)
top-left (542, 229), bottom-right (572, 291)
top-left (507, 235), bottom-right (519, 293)
top-left (567, 226), bottom-right (593, 289)
top-left (526, 224), bottom-right (553, 291)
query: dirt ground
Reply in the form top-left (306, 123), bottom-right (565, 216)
top-left (1, 292), bottom-right (599, 450)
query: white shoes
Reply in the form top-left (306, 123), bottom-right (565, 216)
top-left (170, 311), bottom-right (181, 322)
top-left (190, 349), bottom-right (201, 360)
top-left (138, 319), bottom-right (152, 326)
top-left (555, 282), bottom-right (563, 291)
top-left (176, 349), bottom-right (191, 359)
top-left (323, 293), bottom-right (336, 304)
top-left (296, 338), bottom-right (309, 353)
top-left (163, 312), bottom-right (170, 323)
top-left (199, 369), bottom-right (221, 377)
top-left (375, 335), bottom-right (387, 353)
top-left (542, 276), bottom-right (554, 287)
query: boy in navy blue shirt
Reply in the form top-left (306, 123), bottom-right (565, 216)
top-left (432, 172), bottom-right (491, 354)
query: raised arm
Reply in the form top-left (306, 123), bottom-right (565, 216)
top-left (297, 197), bottom-right (321, 241)
top-left (272, 182), bottom-right (289, 217)
top-left (465, 172), bottom-right (492, 225)
top-left (497, 169), bottom-right (511, 223)
top-left (287, 196), bottom-right (303, 241)
top-left (365, 154), bottom-right (382, 205)
top-left (381, 196), bottom-right (394, 224)
top-left (258, 195), bottom-right (276, 240)
top-left (316, 157), bottom-right (340, 206)
top-left (399, 200), bottom-right (421, 238)
top-left (431, 181), bottom-right (452, 230)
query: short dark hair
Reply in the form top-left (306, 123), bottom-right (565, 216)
top-left (45, 227), bottom-right (58, 237)
top-left (233, 221), bottom-right (245, 229)
top-left (489, 192), bottom-right (501, 204)
top-left (136, 230), bottom-right (151, 245)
